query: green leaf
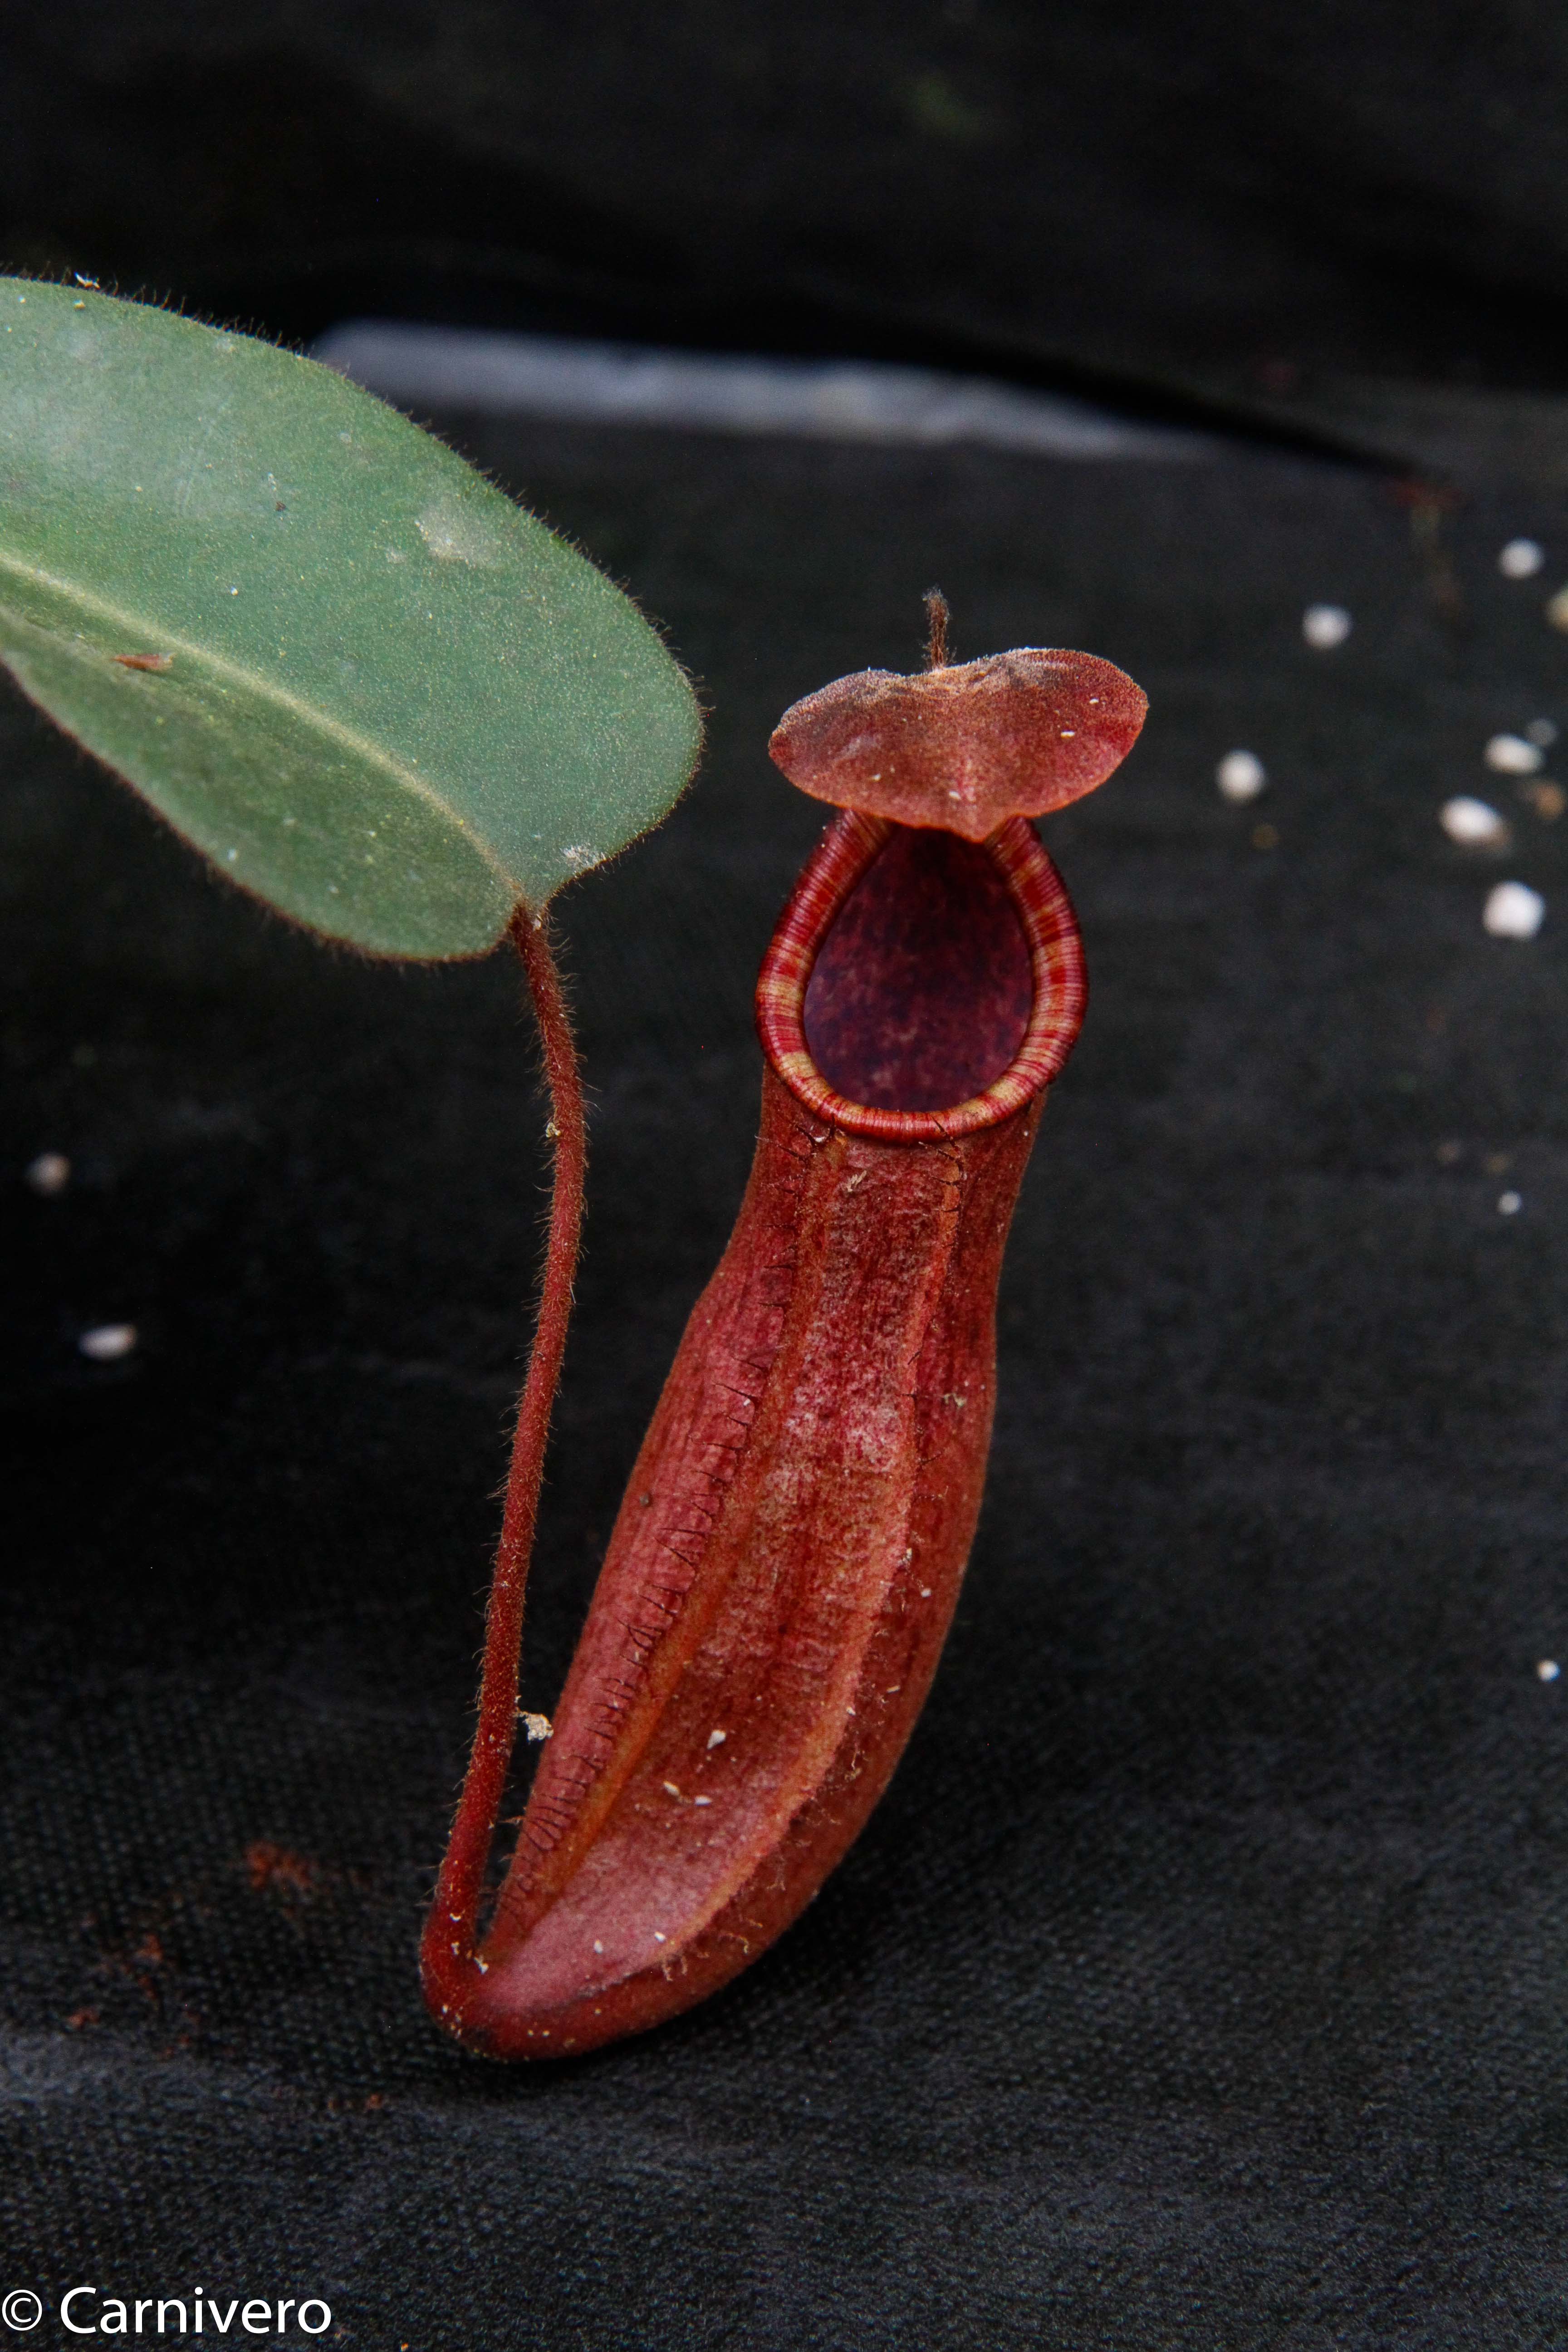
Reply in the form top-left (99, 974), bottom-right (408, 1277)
top-left (0, 281), bottom-right (702, 958)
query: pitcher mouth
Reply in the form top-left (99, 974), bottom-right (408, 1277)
top-left (755, 810), bottom-right (1088, 1142)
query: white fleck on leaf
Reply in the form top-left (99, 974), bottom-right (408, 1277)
top-left (414, 499), bottom-right (505, 567)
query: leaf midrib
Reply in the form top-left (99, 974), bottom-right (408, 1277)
top-left (0, 545), bottom-right (516, 895)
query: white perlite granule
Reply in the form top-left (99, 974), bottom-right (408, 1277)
top-left (1483, 882), bottom-right (1546, 939)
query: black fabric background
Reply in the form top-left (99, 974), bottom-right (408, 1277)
top-left (9, 2), bottom-right (1568, 437)
top-left (6, 411), bottom-right (1568, 2344)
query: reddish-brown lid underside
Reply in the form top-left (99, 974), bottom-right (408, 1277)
top-left (768, 648), bottom-right (1147, 840)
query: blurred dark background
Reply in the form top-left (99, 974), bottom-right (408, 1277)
top-left (6, 1), bottom-right (1568, 458)
top-left (9, 10), bottom-right (1568, 2351)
